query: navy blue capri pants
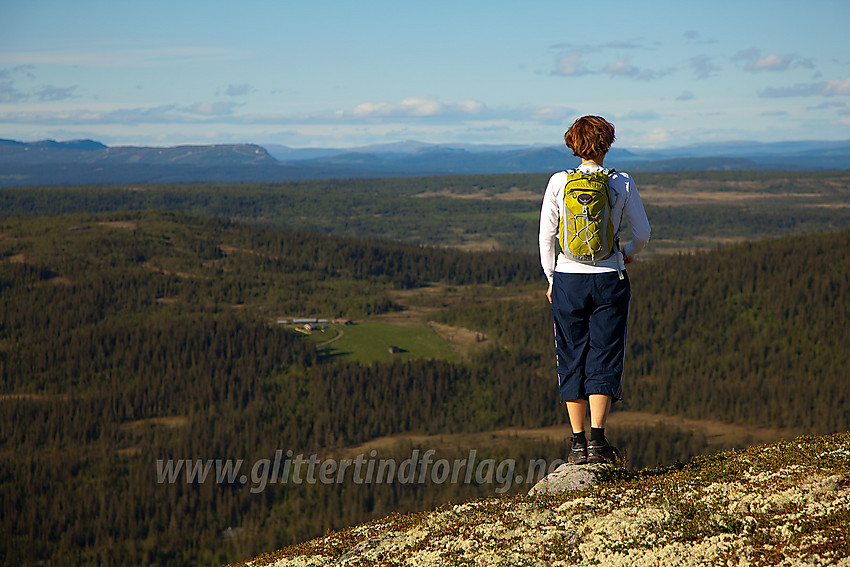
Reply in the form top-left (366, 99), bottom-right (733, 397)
top-left (551, 271), bottom-right (631, 402)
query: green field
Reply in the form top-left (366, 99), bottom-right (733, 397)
top-left (304, 321), bottom-right (461, 363)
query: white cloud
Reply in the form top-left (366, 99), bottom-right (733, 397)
top-left (808, 101), bottom-right (847, 110)
top-left (824, 77), bottom-right (850, 95)
top-left (641, 128), bottom-right (671, 145)
top-left (348, 97), bottom-right (484, 119)
top-left (554, 52), bottom-right (670, 81)
top-left (99, 105), bottom-right (180, 124)
top-left (734, 49), bottom-right (812, 73)
top-left (530, 106), bottom-right (575, 125)
top-left (351, 101), bottom-right (398, 117)
top-left (0, 98), bottom-right (582, 141)
top-left (758, 77), bottom-right (850, 98)
top-left (551, 38), bottom-right (673, 81)
top-left (181, 102), bottom-right (240, 116)
top-left (34, 85), bottom-right (78, 102)
top-left (0, 69), bottom-right (31, 103)
top-left (604, 60), bottom-right (672, 81)
top-left (748, 54), bottom-right (790, 72)
top-left (797, 58), bottom-right (816, 70)
top-left (683, 30), bottom-right (716, 45)
top-left (604, 60), bottom-right (637, 77)
top-left (405, 99), bottom-right (443, 116)
top-left (689, 55), bottom-right (719, 79)
top-left (758, 82), bottom-right (826, 97)
top-left (676, 91), bottom-right (694, 101)
top-left (0, 79), bottom-right (26, 103)
top-left (0, 68), bottom-right (79, 103)
top-left (0, 102), bottom-right (245, 125)
top-left (224, 83), bottom-right (255, 97)
top-left (456, 99), bottom-right (484, 113)
top-left (553, 52), bottom-right (590, 77)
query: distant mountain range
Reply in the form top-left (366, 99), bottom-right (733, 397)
top-left (1, 137), bottom-right (849, 186)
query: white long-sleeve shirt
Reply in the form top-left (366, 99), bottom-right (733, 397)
top-left (539, 163), bottom-right (651, 284)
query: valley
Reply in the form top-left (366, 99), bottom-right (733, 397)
top-left (1, 169), bottom-right (848, 565)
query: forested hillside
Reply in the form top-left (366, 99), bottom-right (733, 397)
top-left (1, 211), bottom-right (848, 565)
top-left (430, 229), bottom-right (850, 432)
top-left (2, 170), bottom-right (849, 256)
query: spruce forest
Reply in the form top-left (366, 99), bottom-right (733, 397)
top-left (1, 170), bottom-right (849, 566)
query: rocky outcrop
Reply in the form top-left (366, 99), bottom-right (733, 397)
top-left (527, 462), bottom-right (609, 496)
top-left (237, 432), bottom-right (850, 567)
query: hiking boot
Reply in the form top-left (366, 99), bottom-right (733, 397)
top-left (567, 437), bottom-right (587, 465)
top-left (587, 440), bottom-right (619, 464)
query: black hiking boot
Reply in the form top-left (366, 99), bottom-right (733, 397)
top-left (567, 437), bottom-right (587, 465)
top-left (587, 440), bottom-right (619, 464)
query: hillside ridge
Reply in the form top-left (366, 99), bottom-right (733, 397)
top-left (239, 432), bottom-right (850, 567)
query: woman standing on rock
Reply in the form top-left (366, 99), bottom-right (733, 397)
top-left (538, 115), bottom-right (651, 464)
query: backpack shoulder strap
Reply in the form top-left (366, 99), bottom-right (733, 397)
top-left (597, 168), bottom-right (617, 207)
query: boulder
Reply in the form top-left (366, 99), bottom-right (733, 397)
top-left (528, 462), bottom-right (610, 496)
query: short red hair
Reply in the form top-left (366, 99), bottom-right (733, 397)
top-left (564, 115), bottom-right (616, 160)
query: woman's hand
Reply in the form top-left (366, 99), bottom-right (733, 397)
top-left (546, 284), bottom-right (553, 303)
top-left (622, 249), bottom-right (633, 265)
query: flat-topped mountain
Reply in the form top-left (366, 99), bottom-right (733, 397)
top-left (0, 138), bottom-right (275, 166)
top-left (1, 138), bottom-right (849, 186)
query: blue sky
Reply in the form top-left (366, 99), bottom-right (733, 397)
top-left (1, 0), bottom-right (849, 150)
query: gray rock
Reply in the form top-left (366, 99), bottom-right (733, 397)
top-left (528, 463), bottom-right (609, 496)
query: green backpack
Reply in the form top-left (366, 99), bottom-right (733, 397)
top-left (558, 168), bottom-right (617, 263)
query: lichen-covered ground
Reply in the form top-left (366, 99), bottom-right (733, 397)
top-left (237, 432), bottom-right (850, 567)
